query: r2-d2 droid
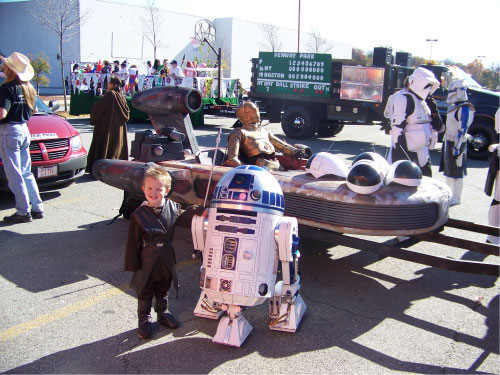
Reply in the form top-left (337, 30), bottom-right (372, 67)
top-left (191, 165), bottom-right (307, 347)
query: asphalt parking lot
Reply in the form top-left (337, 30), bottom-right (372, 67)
top-left (0, 115), bottom-right (498, 374)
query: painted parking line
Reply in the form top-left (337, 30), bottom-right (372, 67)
top-left (0, 259), bottom-right (197, 343)
top-left (0, 283), bottom-right (129, 343)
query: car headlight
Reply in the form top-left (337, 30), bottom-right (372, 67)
top-left (70, 135), bottom-right (82, 152)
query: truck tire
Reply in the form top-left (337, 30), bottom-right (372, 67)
top-left (281, 106), bottom-right (318, 139)
top-left (468, 119), bottom-right (498, 160)
top-left (317, 122), bottom-right (344, 137)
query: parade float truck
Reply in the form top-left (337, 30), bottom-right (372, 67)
top-left (93, 86), bottom-right (499, 277)
top-left (248, 48), bottom-right (499, 159)
top-left (248, 47), bottom-right (411, 139)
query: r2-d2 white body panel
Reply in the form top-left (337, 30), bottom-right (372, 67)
top-left (200, 208), bottom-right (281, 307)
top-left (192, 165), bottom-right (306, 347)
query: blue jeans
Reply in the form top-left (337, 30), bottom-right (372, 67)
top-left (0, 123), bottom-right (43, 215)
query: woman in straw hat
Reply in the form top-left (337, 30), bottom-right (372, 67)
top-left (0, 52), bottom-right (44, 223)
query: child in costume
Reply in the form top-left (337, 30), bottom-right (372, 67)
top-left (124, 165), bottom-right (205, 339)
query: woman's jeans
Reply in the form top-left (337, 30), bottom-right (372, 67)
top-left (0, 123), bottom-right (43, 215)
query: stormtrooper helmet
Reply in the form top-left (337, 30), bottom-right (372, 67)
top-left (346, 160), bottom-right (383, 194)
top-left (352, 152), bottom-right (390, 180)
top-left (385, 160), bottom-right (423, 187)
top-left (306, 152), bottom-right (349, 179)
top-left (446, 80), bottom-right (468, 104)
top-left (409, 67), bottom-right (440, 99)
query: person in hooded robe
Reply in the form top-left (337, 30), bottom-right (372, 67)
top-left (85, 75), bottom-right (130, 175)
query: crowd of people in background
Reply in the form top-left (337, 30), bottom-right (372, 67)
top-left (70, 57), bottom-right (218, 97)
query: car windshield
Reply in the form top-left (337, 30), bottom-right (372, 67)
top-left (447, 67), bottom-right (482, 89)
top-left (34, 96), bottom-right (50, 112)
top-left (0, 75), bottom-right (50, 113)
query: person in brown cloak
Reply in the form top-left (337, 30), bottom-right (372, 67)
top-left (85, 76), bottom-right (130, 174)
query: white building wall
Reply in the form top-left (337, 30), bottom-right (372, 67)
top-left (0, 0), bottom-right (81, 94)
top-left (225, 18), bottom-right (352, 88)
top-left (0, 0), bottom-right (352, 93)
top-left (79, 0), bottom-right (202, 73)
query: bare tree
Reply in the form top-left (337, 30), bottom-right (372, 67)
top-left (30, 0), bottom-right (91, 111)
top-left (260, 23), bottom-right (282, 52)
top-left (142, 1), bottom-right (164, 60)
top-left (305, 27), bottom-right (333, 54)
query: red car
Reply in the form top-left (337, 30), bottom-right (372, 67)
top-left (0, 76), bottom-right (87, 190)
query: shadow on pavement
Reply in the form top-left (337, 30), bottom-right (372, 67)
top-left (2, 224), bottom-right (497, 373)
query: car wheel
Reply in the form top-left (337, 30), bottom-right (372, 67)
top-left (317, 122), bottom-right (344, 137)
top-left (468, 119), bottom-right (498, 160)
top-left (281, 106), bottom-right (318, 139)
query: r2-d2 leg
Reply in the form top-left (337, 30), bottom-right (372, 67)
top-left (268, 278), bottom-right (307, 332)
top-left (269, 217), bottom-right (307, 332)
top-left (193, 291), bottom-right (223, 320)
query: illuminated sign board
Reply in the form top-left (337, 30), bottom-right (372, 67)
top-left (340, 66), bottom-right (385, 102)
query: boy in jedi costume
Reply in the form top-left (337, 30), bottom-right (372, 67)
top-left (125, 165), bottom-right (205, 339)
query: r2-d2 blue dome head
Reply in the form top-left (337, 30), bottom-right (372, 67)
top-left (211, 165), bottom-right (285, 216)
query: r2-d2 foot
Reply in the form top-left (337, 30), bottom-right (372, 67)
top-left (212, 304), bottom-right (253, 347)
top-left (268, 279), bottom-right (307, 332)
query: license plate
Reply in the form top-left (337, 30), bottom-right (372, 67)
top-left (37, 165), bottom-right (57, 179)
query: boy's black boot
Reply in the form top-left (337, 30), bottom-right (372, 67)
top-left (137, 298), bottom-right (153, 339)
top-left (155, 295), bottom-right (179, 329)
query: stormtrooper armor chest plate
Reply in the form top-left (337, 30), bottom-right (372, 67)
top-left (445, 104), bottom-right (474, 140)
top-left (407, 93), bottom-right (432, 126)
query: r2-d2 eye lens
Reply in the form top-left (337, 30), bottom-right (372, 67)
top-left (234, 175), bottom-right (246, 185)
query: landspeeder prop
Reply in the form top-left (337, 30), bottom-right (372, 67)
top-left (94, 86), bottom-right (498, 276)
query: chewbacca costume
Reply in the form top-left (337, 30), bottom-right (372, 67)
top-left (86, 89), bottom-right (130, 174)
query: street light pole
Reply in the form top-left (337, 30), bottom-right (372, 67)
top-left (297, 0), bottom-right (301, 53)
top-left (426, 39), bottom-right (438, 61)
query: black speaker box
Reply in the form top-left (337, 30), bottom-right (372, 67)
top-left (373, 47), bottom-right (393, 67)
top-left (395, 52), bottom-right (412, 67)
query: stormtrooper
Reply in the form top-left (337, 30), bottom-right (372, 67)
top-left (224, 101), bottom-right (307, 171)
top-left (191, 166), bottom-right (307, 347)
top-left (388, 67), bottom-right (443, 177)
top-left (439, 80), bottom-right (475, 205)
top-left (485, 108), bottom-right (500, 244)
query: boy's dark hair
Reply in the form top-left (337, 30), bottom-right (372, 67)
top-left (143, 165), bottom-right (172, 189)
